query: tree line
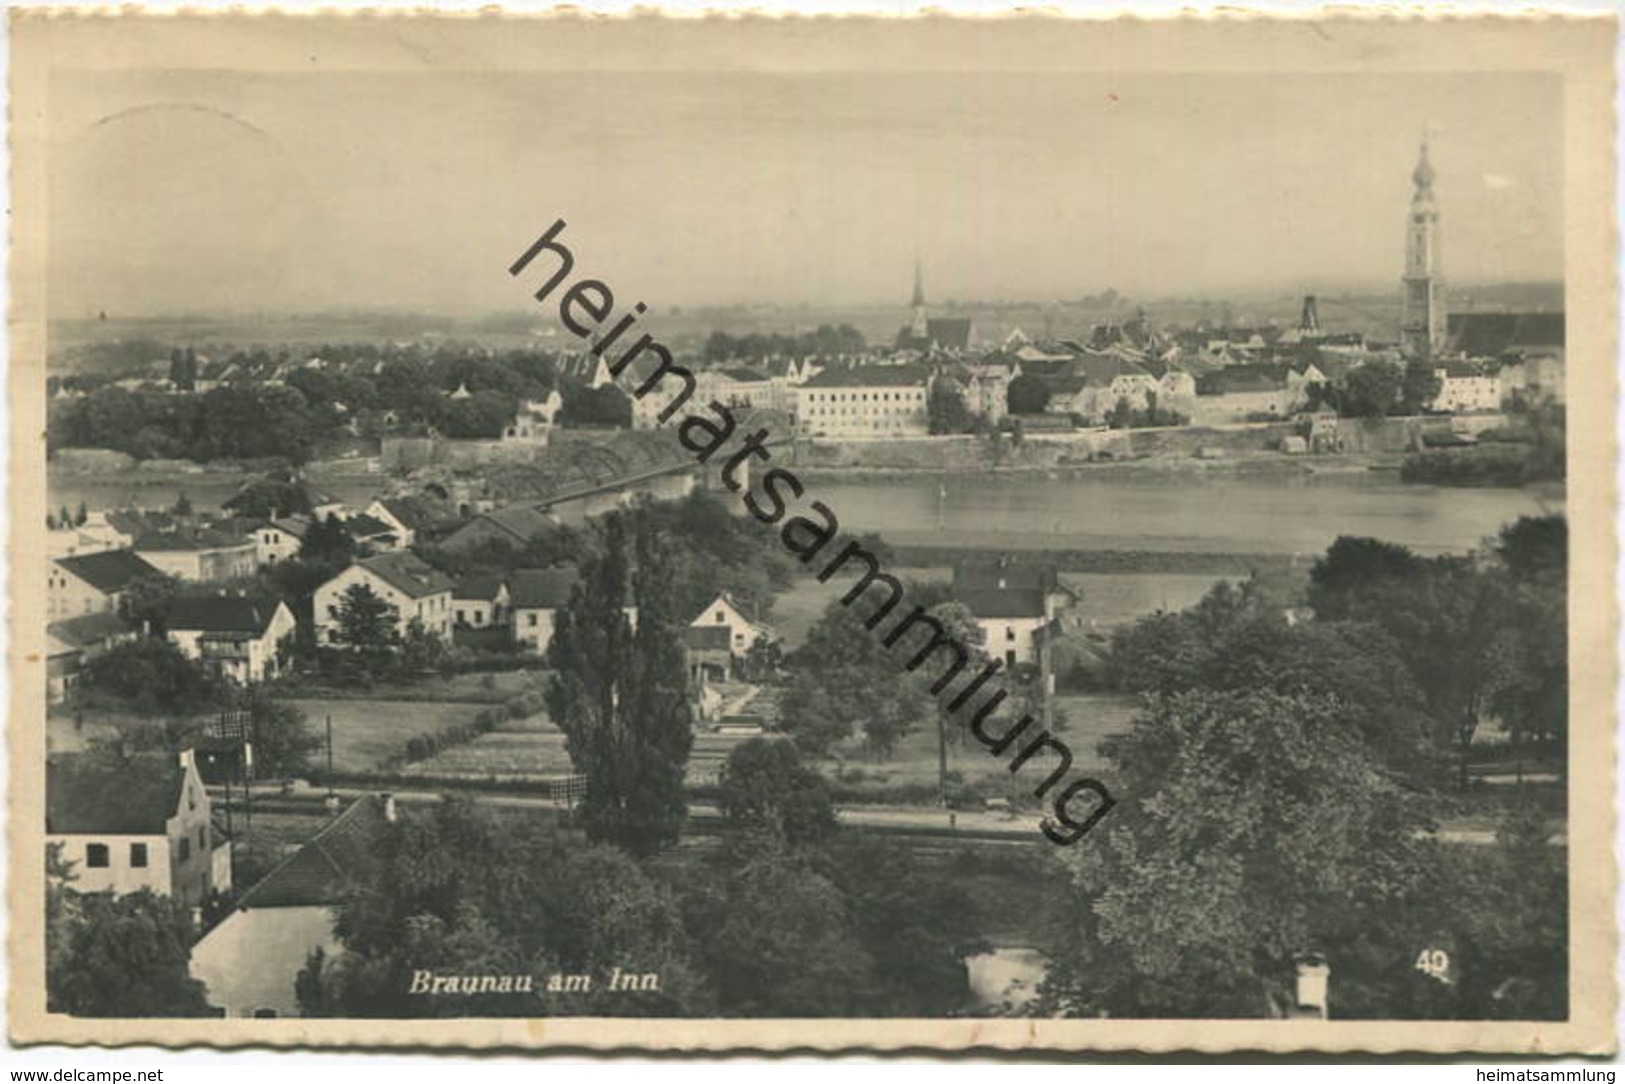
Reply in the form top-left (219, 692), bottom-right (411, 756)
top-left (47, 345), bottom-right (642, 463)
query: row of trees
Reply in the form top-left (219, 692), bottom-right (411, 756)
top-left (295, 746), bottom-right (984, 1018)
top-left (701, 324), bottom-right (866, 363)
top-left (48, 345), bottom-right (639, 462)
top-left (1302, 357), bottom-right (1442, 419)
top-left (74, 643), bottom-right (323, 780)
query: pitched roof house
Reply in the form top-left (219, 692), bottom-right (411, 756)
top-left (165, 596), bottom-right (298, 684)
top-left (134, 528), bottom-right (259, 583)
top-left (689, 591), bottom-right (776, 659)
top-left (440, 505), bottom-right (559, 554)
top-left (952, 562), bottom-right (1076, 669)
top-left (313, 553), bottom-right (455, 646)
top-left (508, 566), bottom-right (583, 653)
top-left (452, 573), bottom-right (511, 630)
top-left (49, 550), bottom-right (163, 621)
top-left (363, 496), bottom-right (443, 548)
top-left (190, 794), bottom-right (394, 1019)
top-left (47, 749), bottom-right (228, 909)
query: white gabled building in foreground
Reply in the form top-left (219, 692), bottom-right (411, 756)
top-left (46, 749), bottom-right (229, 910)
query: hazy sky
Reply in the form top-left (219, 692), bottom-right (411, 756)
top-left (46, 69), bottom-right (1562, 317)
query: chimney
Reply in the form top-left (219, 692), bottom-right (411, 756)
top-left (381, 793), bottom-right (398, 823)
top-left (1294, 954), bottom-right (1330, 1019)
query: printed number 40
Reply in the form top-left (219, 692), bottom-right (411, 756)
top-left (1414, 949), bottom-right (1450, 979)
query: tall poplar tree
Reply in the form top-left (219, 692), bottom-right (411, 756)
top-left (546, 515), bottom-right (694, 855)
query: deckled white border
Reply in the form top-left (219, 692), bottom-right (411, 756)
top-left (2, 3), bottom-right (1619, 1068)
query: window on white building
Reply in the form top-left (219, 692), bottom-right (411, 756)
top-left (130, 843), bottom-right (148, 868)
top-left (86, 843), bottom-right (109, 868)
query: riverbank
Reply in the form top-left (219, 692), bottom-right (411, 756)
top-left (890, 544), bottom-right (1297, 577)
top-left (793, 449), bottom-right (1401, 484)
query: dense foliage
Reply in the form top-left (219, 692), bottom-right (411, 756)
top-left (545, 516), bottom-right (695, 855)
top-left (297, 793), bottom-right (986, 1018)
top-left (1048, 518), bottom-right (1570, 1018)
top-left (47, 849), bottom-right (214, 1017)
top-left (701, 324), bottom-right (866, 363)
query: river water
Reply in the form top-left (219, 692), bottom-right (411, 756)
top-left (50, 463), bottom-right (1556, 561)
top-left (806, 471), bottom-right (1559, 557)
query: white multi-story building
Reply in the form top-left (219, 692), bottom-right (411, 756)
top-left (796, 364), bottom-right (930, 438)
top-left (953, 562), bottom-right (1076, 670)
top-left (1431, 361), bottom-right (1501, 414)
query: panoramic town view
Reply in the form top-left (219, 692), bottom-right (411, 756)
top-left (39, 63), bottom-right (1568, 1023)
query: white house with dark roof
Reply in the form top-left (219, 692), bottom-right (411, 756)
top-left (689, 591), bottom-right (776, 660)
top-left (48, 611), bottom-right (139, 700)
top-left (953, 561), bottom-right (1076, 669)
top-left (343, 512), bottom-right (403, 552)
top-left (135, 528), bottom-right (258, 583)
top-left (46, 749), bottom-right (229, 909)
top-left (508, 566), bottom-right (583, 654)
top-left (313, 552), bottom-right (455, 646)
top-left (252, 515), bottom-right (312, 567)
top-left (49, 550), bottom-right (163, 621)
top-left (363, 496), bottom-right (441, 549)
top-left (165, 596), bottom-right (297, 684)
top-left (452, 573), bottom-right (511, 630)
top-left (191, 793), bottom-right (394, 1019)
top-left (796, 364), bottom-right (931, 438)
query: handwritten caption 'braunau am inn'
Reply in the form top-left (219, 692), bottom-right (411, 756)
top-left (508, 220), bottom-right (1118, 846)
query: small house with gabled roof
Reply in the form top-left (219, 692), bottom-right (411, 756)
top-left (689, 591), bottom-right (776, 661)
top-left (190, 793), bottom-right (394, 1019)
top-left (452, 573), bottom-right (511, 630)
top-left (165, 596), bottom-right (297, 684)
top-left (49, 549), bottom-right (163, 621)
top-left (47, 749), bottom-right (229, 908)
top-left (508, 566), bottom-right (582, 654)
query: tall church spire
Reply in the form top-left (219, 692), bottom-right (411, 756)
top-left (1400, 136), bottom-right (1446, 359)
top-left (909, 257), bottom-right (928, 338)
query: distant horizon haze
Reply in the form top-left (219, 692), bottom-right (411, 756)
top-left (48, 71), bottom-right (1562, 320)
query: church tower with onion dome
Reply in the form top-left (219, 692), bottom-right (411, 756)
top-left (1400, 138), bottom-right (1447, 359)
